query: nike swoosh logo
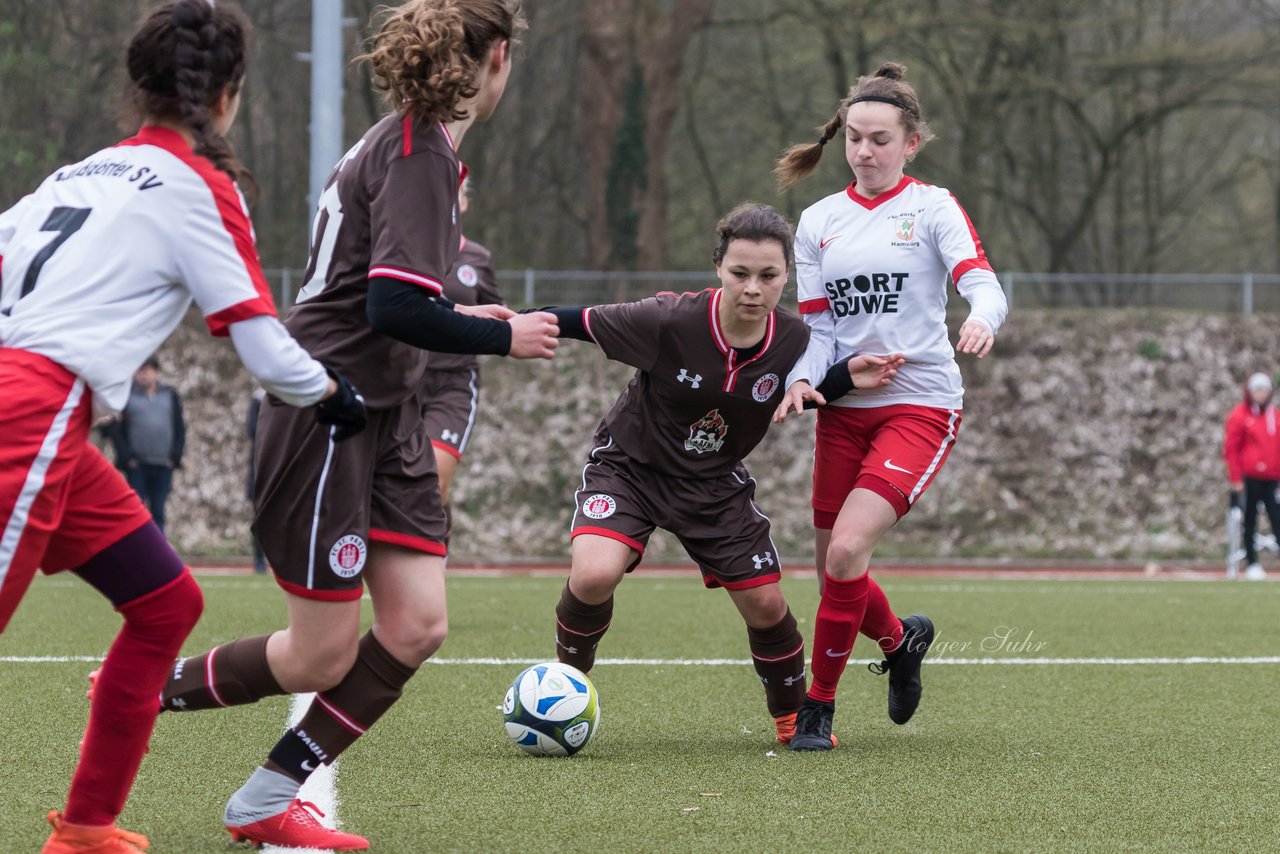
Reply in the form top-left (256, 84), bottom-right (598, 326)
top-left (819, 235), bottom-right (841, 250)
top-left (825, 648), bottom-right (852, 657)
top-left (300, 760), bottom-right (317, 772)
top-left (883, 459), bottom-right (913, 474)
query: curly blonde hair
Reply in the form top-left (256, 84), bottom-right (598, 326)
top-left (774, 62), bottom-right (935, 191)
top-left (359, 0), bottom-right (525, 125)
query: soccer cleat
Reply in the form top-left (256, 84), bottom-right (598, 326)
top-left (42, 811), bottom-right (149, 853)
top-left (787, 698), bottom-right (836, 751)
top-left (774, 711), bottom-right (837, 747)
top-left (869, 614), bottom-right (935, 725)
top-left (226, 799), bottom-right (369, 850)
top-left (1244, 563), bottom-right (1268, 581)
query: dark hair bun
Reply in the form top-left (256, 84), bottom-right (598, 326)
top-left (875, 62), bottom-right (906, 80)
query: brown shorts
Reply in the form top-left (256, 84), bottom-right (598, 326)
top-left (420, 368), bottom-right (481, 459)
top-left (569, 434), bottom-right (781, 590)
top-left (253, 394), bottom-right (447, 601)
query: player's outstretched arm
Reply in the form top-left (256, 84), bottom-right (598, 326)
top-left (367, 277), bottom-right (557, 359)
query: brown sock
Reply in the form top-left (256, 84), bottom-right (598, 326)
top-left (554, 583), bottom-right (613, 674)
top-left (747, 609), bottom-right (807, 717)
top-left (161, 634), bottom-right (283, 712)
top-left (266, 630), bottom-right (417, 782)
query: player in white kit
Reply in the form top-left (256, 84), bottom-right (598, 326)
top-left (0, 3), bottom-right (364, 851)
top-left (772, 62), bottom-right (1008, 750)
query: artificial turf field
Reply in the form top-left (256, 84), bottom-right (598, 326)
top-left (2, 568), bottom-right (1277, 852)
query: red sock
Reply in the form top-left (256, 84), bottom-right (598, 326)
top-left (807, 573), bottom-right (869, 703)
top-left (860, 577), bottom-right (904, 654)
top-left (64, 571), bottom-right (203, 826)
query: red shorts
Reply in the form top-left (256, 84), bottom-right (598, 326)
top-left (812, 403), bottom-right (961, 528)
top-left (0, 349), bottom-right (152, 631)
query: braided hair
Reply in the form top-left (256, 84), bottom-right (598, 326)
top-left (773, 62), bottom-right (934, 191)
top-left (127, 0), bottom-right (255, 194)
top-left (358, 0), bottom-right (526, 126)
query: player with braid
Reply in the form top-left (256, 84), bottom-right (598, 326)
top-left (540, 203), bottom-right (903, 745)
top-left (0, 2), bottom-right (366, 852)
top-left (155, 2), bottom-right (556, 849)
top-left (773, 63), bottom-right (1008, 750)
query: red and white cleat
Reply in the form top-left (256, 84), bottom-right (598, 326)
top-left (226, 800), bottom-right (369, 850)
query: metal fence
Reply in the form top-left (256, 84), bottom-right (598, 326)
top-left (263, 269), bottom-right (1280, 314)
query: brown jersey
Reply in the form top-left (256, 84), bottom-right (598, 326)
top-left (584, 288), bottom-right (809, 477)
top-left (427, 237), bottom-right (503, 372)
top-left (287, 114), bottom-right (464, 408)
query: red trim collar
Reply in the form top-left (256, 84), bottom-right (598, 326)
top-left (845, 174), bottom-right (915, 209)
top-left (119, 125), bottom-right (192, 155)
top-left (709, 289), bottom-right (777, 392)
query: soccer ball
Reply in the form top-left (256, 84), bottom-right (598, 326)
top-left (502, 661), bottom-right (600, 756)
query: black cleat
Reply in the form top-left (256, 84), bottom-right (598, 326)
top-left (788, 697), bottom-right (836, 751)
top-left (869, 614), bottom-right (934, 725)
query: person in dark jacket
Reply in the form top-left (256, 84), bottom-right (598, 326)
top-left (115, 356), bottom-right (186, 533)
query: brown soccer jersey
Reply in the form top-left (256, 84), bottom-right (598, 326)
top-left (583, 288), bottom-right (809, 477)
top-left (287, 114), bottom-right (464, 408)
top-left (427, 237), bottom-right (503, 372)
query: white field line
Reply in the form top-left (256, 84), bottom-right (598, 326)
top-left (262, 692), bottom-right (339, 854)
top-left (7, 655), bottom-right (1280, 666)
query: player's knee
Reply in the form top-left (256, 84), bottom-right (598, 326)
top-left (307, 645), bottom-right (361, 691)
top-left (122, 570), bottom-right (204, 641)
top-left (372, 606), bottom-right (449, 666)
top-left (826, 532), bottom-right (875, 575)
top-left (569, 563), bottom-right (623, 602)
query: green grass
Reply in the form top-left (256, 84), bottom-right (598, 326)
top-left (2, 571), bottom-right (1279, 852)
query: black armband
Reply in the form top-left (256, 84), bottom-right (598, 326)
top-left (367, 277), bottom-right (512, 355)
top-left (801, 356), bottom-right (857, 410)
top-left (520, 305), bottom-right (592, 342)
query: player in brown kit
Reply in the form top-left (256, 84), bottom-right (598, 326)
top-left (420, 176), bottom-right (505, 545)
top-left (154, 2), bottom-right (557, 849)
top-left (537, 203), bottom-right (903, 744)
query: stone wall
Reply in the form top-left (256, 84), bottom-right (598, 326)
top-left (145, 309), bottom-right (1279, 564)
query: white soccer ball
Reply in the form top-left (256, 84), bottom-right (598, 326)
top-left (502, 661), bottom-right (600, 757)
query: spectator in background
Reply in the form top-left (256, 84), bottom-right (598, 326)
top-left (1224, 371), bottom-right (1280, 581)
top-left (246, 386), bottom-right (267, 573)
top-left (116, 356), bottom-right (186, 533)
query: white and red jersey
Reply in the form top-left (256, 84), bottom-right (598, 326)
top-left (785, 175), bottom-right (1008, 410)
top-left (0, 126), bottom-right (278, 413)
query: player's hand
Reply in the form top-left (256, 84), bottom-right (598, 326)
top-left (315, 367), bottom-right (368, 441)
top-left (507, 311), bottom-right (559, 360)
top-left (773, 381), bottom-right (823, 423)
top-left (458, 303), bottom-right (515, 321)
top-left (850, 353), bottom-right (905, 389)
top-left (956, 320), bottom-right (995, 357)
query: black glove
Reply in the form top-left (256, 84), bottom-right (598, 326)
top-left (1229, 490), bottom-right (1245, 512)
top-left (315, 368), bottom-right (368, 442)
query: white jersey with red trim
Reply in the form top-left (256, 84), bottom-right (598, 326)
top-left (786, 175), bottom-right (1007, 409)
top-left (0, 127), bottom-right (278, 412)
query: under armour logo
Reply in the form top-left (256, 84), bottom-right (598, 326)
top-left (168, 697), bottom-right (188, 710)
top-left (752, 552), bottom-right (774, 569)
top-left (677, 369), bottom-right (702, 388)
top-left (783, 671), bottom-right (806, 687)
top-left (441, 429), bottom-right (460, 444)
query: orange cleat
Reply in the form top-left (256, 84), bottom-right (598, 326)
top-left (42, 811), bottom-right (149, 853)
top-left (226, 800), bottom-right (369, 850)
top-left (774, 712), bottom-right (838, 747)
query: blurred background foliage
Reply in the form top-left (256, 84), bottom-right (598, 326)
top-left (2, 0), bottom-right (1278, 277)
